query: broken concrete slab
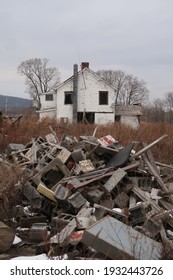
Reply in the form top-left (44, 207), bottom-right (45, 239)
top-left (114, 191), bottom-right (129, 208)
top-left (7, 143), bottom-right (25, 155)
top-left (67, 192), bottom-right (87, 214)
top-left (54, 184), bottom-right (72, 201)
top-left (82, 215), bottom-right (163, 260)
top-left (104, 168), bottom-right (127, 193)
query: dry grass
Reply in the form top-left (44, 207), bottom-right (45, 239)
top-left (0, 163), bottom-right (24, 220)
top-left (0, 116), bottom-right (173, 163)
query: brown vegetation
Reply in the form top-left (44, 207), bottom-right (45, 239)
top-left (0, 115), bottom-right (173, 164)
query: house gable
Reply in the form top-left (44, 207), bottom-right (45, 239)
top-left (39, 63), bottom-right (117, 124)
top-left (56, 66), bottom-right (116, 124)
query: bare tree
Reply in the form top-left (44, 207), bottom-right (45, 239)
top-left (97, 69), bottom-right (149, 105)
top-left (17, 58), bottom-right (60, 109)
top-left (164, 92), bottom-right (173, 123)
top-left (153, 98), bottom-right (166, 122)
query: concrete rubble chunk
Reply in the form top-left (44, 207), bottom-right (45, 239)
top-left (19, 215), bottom-right (48, 228)
top-left (1, 132), bottom-right (173, 259)
top-left (29, 223), bottom-right (48, 243)
top-left (143, 218), bottom-right (162, 238)
top-left (114, 191), bottom-right (129, 208)
top-left (54, 184), bottom-right (72, 201)
top-left (71, 148), bottom-right (86, 162)
top-left (104, 168), bottom-right (127, 193)
top-left (67, 192), bottom-right (87, 214)
top-left (50, 207), bottom-right (93, 245)
top-left (7, 143), bottom-right (25, 154)
top-left (23, 181), bottom-right (42, 206)
top-left (51, 213), bottom-right (75, 234)
top-left (78, 159), bottom-right (95, 173)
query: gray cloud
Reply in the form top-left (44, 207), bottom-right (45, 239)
top-left (0, 0), bottom-right (173, 102)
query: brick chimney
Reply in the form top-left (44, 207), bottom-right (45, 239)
top-left (81, 62), bottom-right (89, 70)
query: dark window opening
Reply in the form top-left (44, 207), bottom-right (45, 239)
top-left (99, 91), bottom-right (108, 105)
top-left (115, 115), bottom-right (121, 122)
top-left (64, 91), bottom-right (73, 104)
top-left (45, 94), bottom-right (53, 101)
top-left (77, 112), bottom-right (95, 124)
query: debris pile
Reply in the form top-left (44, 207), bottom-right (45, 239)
top-left (1, 130), bottom-right (173, 260)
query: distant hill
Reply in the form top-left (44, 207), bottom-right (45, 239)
top-left (0, 95), bottom-right (32, 115)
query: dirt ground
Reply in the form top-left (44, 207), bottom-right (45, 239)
top-left (0, 244), bottom-right (36, 260)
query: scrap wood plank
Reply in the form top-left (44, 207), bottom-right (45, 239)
top-left (134, 134), bottom-right (168, 158)
top-left (142, 152), bottom-right (168, 192)
top-left (57, 168), bottom-right (110, 185)
top-left (141, 143), bottom-right (159, 174)
top-left (159, 200), bottom-right (173, 210)
top-left (153, 209), bottom-right (173, 220)
top-left (132, 185), bottom-right (173, 229)
top-left (71, 161), bottom-right (140, 190)
top-left (49, 125), bottom-right (59, 142)
top-left (93, 203), bottom-right (127, 221)
top-left (142, 152), bottom-right (173, 204)
top-left (83, 140), bottom-right (119, 154)
top-left (155, 161), bottom-right (173, 169)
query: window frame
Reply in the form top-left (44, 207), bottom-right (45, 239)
top-left (45, 94), bottom-right (53, 101)
top-left (64, 91), bottom-right (73, 105)
top-left (99, 91), bottom-right (108, 105)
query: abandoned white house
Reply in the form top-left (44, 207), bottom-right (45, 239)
top-left (38, 62), bottom-right (117, 124)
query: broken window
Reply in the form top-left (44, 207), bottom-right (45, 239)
top-left (45, 94), bottom-right (53, 101)
top-left (99, 91), bottom-right (108, 105)
top-left (64, 91), bottom-right (73, 104)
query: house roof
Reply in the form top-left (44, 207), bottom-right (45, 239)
top-left (55, 66), bottom-right (117, 92)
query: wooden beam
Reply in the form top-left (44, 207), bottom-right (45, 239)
top-left (134, 134), bottom-right (168, 158)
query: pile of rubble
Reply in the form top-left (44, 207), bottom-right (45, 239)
top-left (1, 129), bottom-right (173, 260)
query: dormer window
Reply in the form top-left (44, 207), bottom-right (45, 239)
top-left (45, 94), bottom-right (53, 101)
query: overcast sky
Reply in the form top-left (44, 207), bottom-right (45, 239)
top-left (1, 0), bottom-right (173, 103)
